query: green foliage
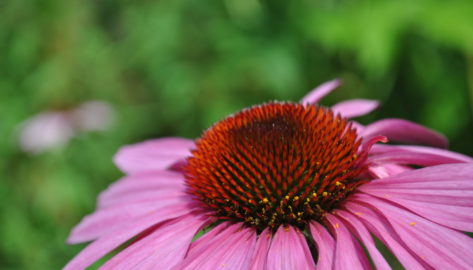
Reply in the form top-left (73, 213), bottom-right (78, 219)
top-left (1, 0), bottom-right (473, 268)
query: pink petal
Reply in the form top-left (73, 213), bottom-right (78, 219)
top-left (300, 79), bottom-right (341, 104)
top-left (367, 164), bottom-right (412, 179)
top-left (249, 229), bottom-right (272, 270)
top-left (68, 197), bottom-right (190, 244)
top-left (351, 121), bottom-right (365, 134)
top-left (331, 99), bottom-right (380, 118)
top-left (360, 135), bottom-right (388, 154)
top-left (361, 119), bottom-right (448, 148)
top-left (309, 222), bottom-right (335, 270)
top-left (113, 137), bottom-right (195, 174)
top-left (185, 222), bottom-right (231, 258)
top-left (98, 190), bottom-right (187, 209)
top-left (371, 145), bottom-right (473, 163)
top-left (360, 185), bottom-right (473, 207)
top-left (64, 206), bottom-right (196, 270)
top-left (343, 200), bottom-right (431, 269)
top-left (359, 164), bottom-right (473, 231)
top-left (266, 226), bottom-right (316, 270)
top-left (351, 194), bottom-right (473, 269)
top-left (98, 186), bottom-right (187, 209)
top-left (368, 145), bottom-right (473, 166)
top-left (372, 196), bottom-right (473, 232)
top-left (360, 163), bottom-right (473, 193)
top-left (97, 171), bottom-right (185, 207)
top-left (325, 214), bottom-right (371, 270)
top-left (100, 214), bottom-right (208, 269)
top-left (173, 223), bottom-right (256, 270)
top-left (335, 210), bottom-right (391, 270)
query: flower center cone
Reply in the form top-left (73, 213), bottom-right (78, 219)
top-left (185, 102), bottom-right (367, 231)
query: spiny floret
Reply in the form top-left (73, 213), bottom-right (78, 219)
top-left (184, 102), bottom-right (365, 231)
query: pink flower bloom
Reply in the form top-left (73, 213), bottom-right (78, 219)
top-left (19, 101), bottom-right (115, 154)
top-left (66, 80), bottom-right (473, 269)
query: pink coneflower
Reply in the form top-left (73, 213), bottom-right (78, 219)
top-left (19, 101), bottom-right (115, 154)
top-left (65, 80), bottom-right (473, 269)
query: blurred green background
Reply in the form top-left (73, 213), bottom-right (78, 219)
top-left (1, 0), bottom-right (473, 269)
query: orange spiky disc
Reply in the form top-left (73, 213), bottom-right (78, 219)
top-left (184, 102), bottom-right (365, 231)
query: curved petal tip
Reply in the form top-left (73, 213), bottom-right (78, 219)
top-left (301, 79), bottom-right (342, 105)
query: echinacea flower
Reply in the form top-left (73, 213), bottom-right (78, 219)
top-left (19, 101), bottom-right (115, 154)
top-left (65, 80), bottom-right (473, 269)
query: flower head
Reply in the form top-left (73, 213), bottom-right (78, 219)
top-left (66, 80), bottom-right (473, 269)
top-left (19, 101), bottom-right (115, 154)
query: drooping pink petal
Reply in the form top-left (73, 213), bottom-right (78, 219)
top-left (64, 206), bottom-right (197, 270)
top-left (359, 164), bottom-right (473, 203)
top-left (100, 214), bottom-right (208, 270)
top-left (300, 79), bottom-right (341, 104)
top-left (359, 163), bottom-right (473, 231)
top-left (113, 137), bottom-right (195, 174)
top-left (368, 145), bottom-right (473, 166)
top-left (173, 223), bottom-right (256, 270)
top-left (266, 226), bottom-right (316, 270)
top-left (361, 135), bottom-right (388, 153)
top-left (332, 99), bottom-right (380, 118)
top-left (343, 200), bottom-right (431, 269)
top-left (371, 145), bottom-right (473, 162)
top-left (361, 185), bottom-right (473, 205)
top-left (335, 210), bottom-right (391, 270)
top-left (249, 228), bottom-right (272, 270)
top-left (358, 135), bottom-right (388, 168)
top-left (68, 196), bottom-right (191, 244)
top-left (309, 222), bottom-right (335, 270)
top-left (373, 196), bottom-right (473, 232)
top-left (351, 194), bottom-right (473, 269)
top-left (325, 214), bottom-right (371, 270)
top-left (361, 119), bottom-right (448, 148)
top-left (97, 171), bottom-right (185, 207)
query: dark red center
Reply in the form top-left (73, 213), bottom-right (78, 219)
top-left (184, 102), bottom-right (366, 231)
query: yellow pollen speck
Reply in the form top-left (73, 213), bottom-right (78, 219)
top-left (293, 196), bottom-right (299, 201)
top-left (312, 192), bottom-right (317, 197)
top-left (335, 223), bottom-right (340, 228)
top-left (262, 198), bottom-right (269, 203)
top-left (322, 192), bottom-right (328, 197)
top-left (336, 181), bottom-right (342, 186)
top-left (285, 195), bottom-right (290, 200)
top-left (353, 154), bottom-right (358, 159)
top-left (248, 199), bottom-right (252, 203)
top-left (354, 212), bottom-right (362, 216)
top-left (297, 212), bottom-right (302, 216)
top-left (284, 226), bottom-right (290, 232)
top-left (409, 222), bottom-right (417, 226)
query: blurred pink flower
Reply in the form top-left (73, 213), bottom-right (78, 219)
top-left (66, 80), bottom-right (473, 269)
top-left (19, 101), bottom-right (115, 154)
